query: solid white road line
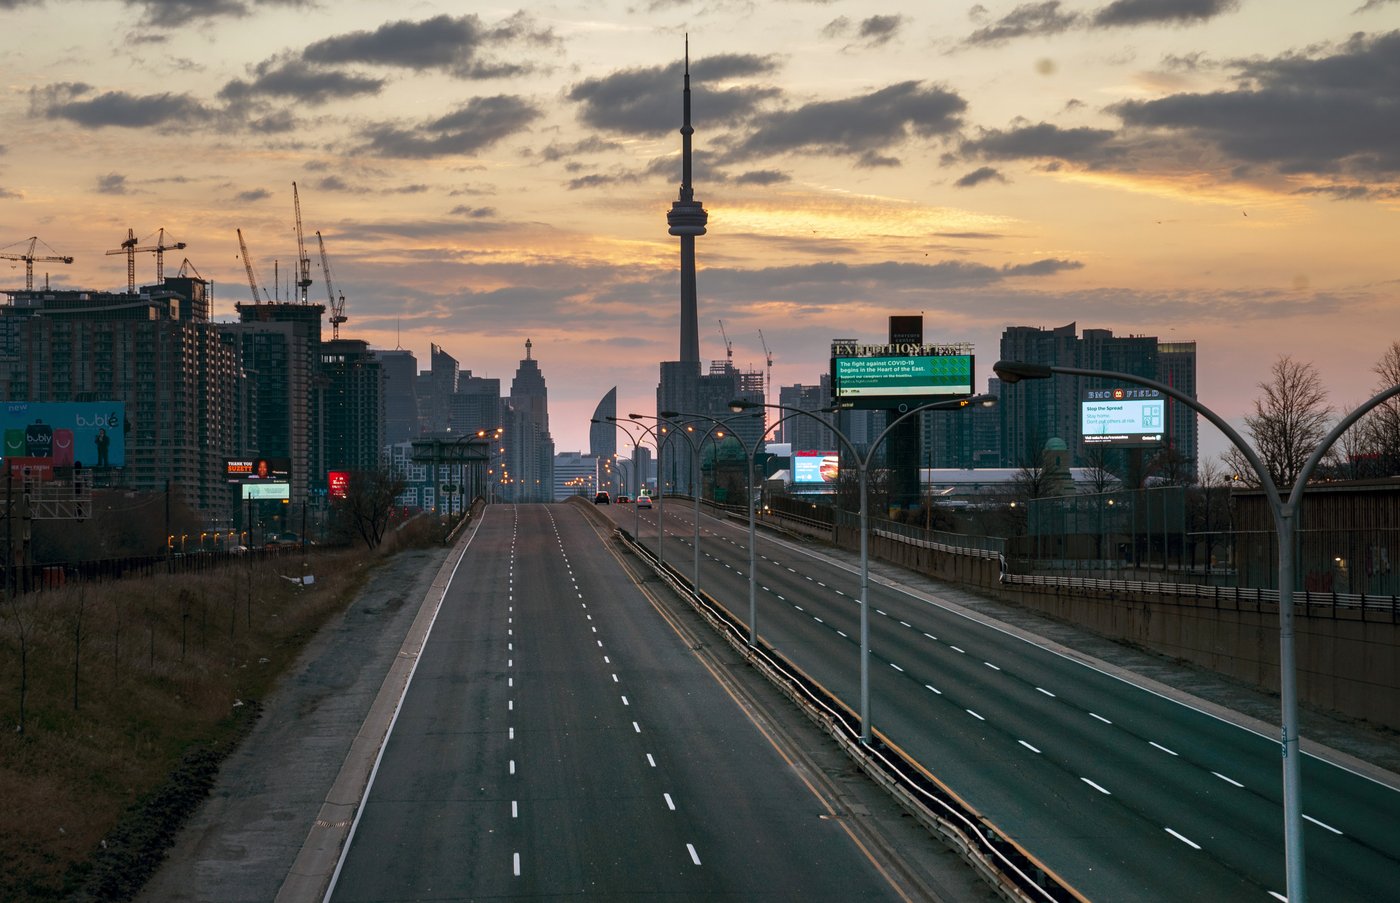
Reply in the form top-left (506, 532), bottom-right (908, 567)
top-left (1304, 814), bottom-right (1343, 835)
top-left (1019, 740), bottom-right (1041, 753)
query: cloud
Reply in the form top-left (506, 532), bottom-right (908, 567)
top-left (0, 186), bottom-right (21, 199)
top-left (539, 136), bottom-right (625, 162)
top-left (361, 95), bottom-right (542, 158)
top-left (734, 169), bottom-right (791, 186)
top-left (96, 172), bottom-right (129, 194)
top-left (1293, 184), bottom-right (1400, 200)
top-left (234, 188), bottom-right (270, 202)
top-left (1355, 0), bottom-right (1398, 10)
top-left (121, 0), bottom-right (310, 27)
top-left (727, 81), bottom-right (966, 163)
top-left (450, 205), bottom-right (497, 217)
top-left (33, 84), bottom-right (212, 128)
top-left (220, 58), bottom-right (384, 105)
top-left (1111, 30), bottom-right (1400, 180)
top-left (823, 14), bottom-right (906, 47)
top-left (1092, 0), bottom-right (1239, 27)
top-left (568, 54), bottom-right (782, 137)
top-left (955, 165), bottom-right (1007, 187)
top-left (303, 13), bottom-right (553, 79)
top-left (964, 2), bottom-right (1082, 46)
top-left (957, 122), bottom-right (1121, 164)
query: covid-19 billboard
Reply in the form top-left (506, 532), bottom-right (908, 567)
top-left (1081, 387), bottom-right (1166, 447)
top-left (793, 452), bottom-right (840, 484)
top-left (831, 353), bottom-right (973, 411)
top-left (2, 401), bottom-right (125, 468)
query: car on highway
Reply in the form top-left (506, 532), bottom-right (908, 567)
top-left (617, 495), bottom-right (631, 504)
top-left (593, 490), bottom-right (610, 504)
top-left (636, 495), bottom-right (652, 509)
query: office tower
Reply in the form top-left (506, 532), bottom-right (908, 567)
top-left (453, 372), bottom-right (503, 436)
top-left (777, 380), bottom-right (834, 450)
top-left (507, 339), bottom-right (554, 502)
top-left (231, 300), bottom-right (325, 502)
top-left (554, 450), bottom-right (599, 500)
top-left (1158, 341), bottom-right (1199, 479)
top-left (374, 348), bottom-right (418, 445)
top-left (417, 343), bottom-right (459, 434)
top-left (319, 339), bottom-right (385, 477)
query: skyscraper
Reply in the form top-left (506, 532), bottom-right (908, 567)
top-left (507, 339), bottom-right (554, 502)
top-left (373, 348), bottom-right (418, 445)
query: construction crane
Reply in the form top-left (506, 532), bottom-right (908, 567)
top-left (236, 228), bottom-right (270, 303)
top-left (104, 228), bottom-right (186, 292)
top-left (316, 230), bottom-right (348, 339)
top-left (758, 329), bottom-right (773, 408)
top-left (291, 182), bottom-right (313, 304)
top-left (0, 236), bottom-right (73, 291)
top-left (718, 319), bottom-right (733, 364)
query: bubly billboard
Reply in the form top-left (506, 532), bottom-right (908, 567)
top-left (2, 401), bottom-right (125, 468)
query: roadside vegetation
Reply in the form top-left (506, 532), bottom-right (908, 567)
top-left (0, 511), bottom-right (448, 901)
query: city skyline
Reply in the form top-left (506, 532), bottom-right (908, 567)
top-left (2, 2), bottom-right (1398, 462)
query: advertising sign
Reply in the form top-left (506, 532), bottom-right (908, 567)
top-left (328, 470), bottom-right (350, 499)
top-left (1081, 387), bottom-right (1166, 447)
top-left (226, 456), bottom-right (292, 482)
top-left (6, 457), bottom-right (55, 481)
top-left (242, 482), bottom-right (290, 500)
top-left (2, 401), bottom-right (125, 468)
top-left (793, 452), bottom-right (840, 484)
top-left (832, 355), bottom-right (973, 410)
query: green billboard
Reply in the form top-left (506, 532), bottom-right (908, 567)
top-left (832, 355), bottom-right (973, 410)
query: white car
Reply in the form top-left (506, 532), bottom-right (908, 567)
top-left (636, 495), bottom-right (653, 509)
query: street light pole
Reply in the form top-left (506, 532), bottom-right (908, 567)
top-left (730, 394), bottom-right (995, 743)
top-left (994, 358), bottom-right (1400, 903)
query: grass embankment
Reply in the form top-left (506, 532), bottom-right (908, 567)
top-left (0, 516), bottom-right (448, 901)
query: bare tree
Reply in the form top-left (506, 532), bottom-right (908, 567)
top-left (1080, 443), bottom-right (1119, 493)
top-left (333, 468), bottom-right (408, 549)
top-left (1368, 341), bottom-right (1400, 474)
top-left (1224, 355), bottom-right (1332, 491)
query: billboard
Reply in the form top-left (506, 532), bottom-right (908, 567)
top-left (242, 482), bottom-right (290, 500)
top-left (832, 354), bottom-right (973, 410)
top-left (793, 452), bottom-right (840, 484)
top-left (328, 470), bottom-right (350, 499)
top-left (226, 457), bottom-right (292, 482)
top-left (2, 401), bottom-right (125, 468)
top-left (1081, 387), bottom-right (1166, 447)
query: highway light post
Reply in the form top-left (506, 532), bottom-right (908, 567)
top-left (625, 414), bottom-right (670, 560)
top-left (993, 358), bottom-right (1400, 903)
top-left (657, 411), bottom-right (723, 600)
top-left (730, 394), bottom-right (996, 743)
top-left (663, 410), bottom-right (763, 645)
top-left (596, 418), bottom-right (646, 540)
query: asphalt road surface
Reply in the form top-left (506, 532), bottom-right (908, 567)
top-left (612, 498), bottom-right (1400, 902)
top-left (328, 503), bottom-right (927, 901)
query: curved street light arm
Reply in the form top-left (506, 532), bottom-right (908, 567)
top-left (1290, 382), bottom-right (1400, 509)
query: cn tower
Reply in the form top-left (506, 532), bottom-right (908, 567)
top-left (666, 39), bottom-right (707, 364)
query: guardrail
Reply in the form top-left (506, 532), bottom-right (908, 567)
top-left (1001, 571), bottom-right (1400, 619)
top-left (617, 525), bottom-right (1077, 903)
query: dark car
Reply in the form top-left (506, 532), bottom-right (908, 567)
top-left (594, 491), bottom-right (610, 504)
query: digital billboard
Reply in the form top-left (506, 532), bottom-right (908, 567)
top-left (832, 355), bottom-right (973, 410)
top-left (793, 452), bottom-right (840, 484)
top-left (328, 470), bottom-right (350, 499)
top-left (226, 457), bottom-right (292, 482)
top-left (2, 401), bottom-right (125, 468)
top-left (242, 482), bottom-right (290, 500)
top-left (1081, 387), bottom-right (1166, 447)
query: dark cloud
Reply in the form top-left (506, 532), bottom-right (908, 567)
top-left (568, 54), bottom-right (781, 137)
top-left (1356, 0), bottom-right (1398, 11)
top-left (361, 95), bottom-right (542, 158)
top-left (955, 166), bottom-right (1007, 187)
top-left (700, 257), bottom-right (1083, 297)
top-left (450, 205), bottom-right (497, 217)
top-left (33, 84), bottom-right (212, 128)
top-left (822, 16), bottom-right (852, 38)
top-left (122, 0), bottom-right (310, 27)
top-left (964, 2), bottom-right (1082, 46)
top-left (96, 172), bottom-right (128, 194)
top-left (220, 58), bottom-right (384, 105)
top-left (734, 169), bottom-right (791, 186)
top-left (1093, 0), bottom-right (1239, 27)
top-left (250, 111), bottom-right (296, 133)
top-left (540, 136), bottom-right (625, 162)
top-left (315, 176), bottom-right (368, 194)
top-left (1112, 30), bottom-right (1400, 179)
top-left (859, 14), bottom-right (906, 45)
top-left (0, 186), bottom-right (22, 199)
top-left (234, 188), bottom-right (270, 202)
top-left (728, 81), bottom-right (965, 162)
top-left (957, 123), bottom-right (1121, 164)
top-left (303, 13), bottom-right (552, 79)
top-left (934, 232), bottom-right (1004, 239)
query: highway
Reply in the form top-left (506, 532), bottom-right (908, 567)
top-left (615, 497), bottom-right (1400, 902)
top-left (328, 503), bottom-right (925, 901)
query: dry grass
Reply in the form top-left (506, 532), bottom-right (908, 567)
top-left (0, 515), bottom-right (448, 901)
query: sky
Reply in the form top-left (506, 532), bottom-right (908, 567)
top-left (2, 0), bottom-right (1399, 464)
